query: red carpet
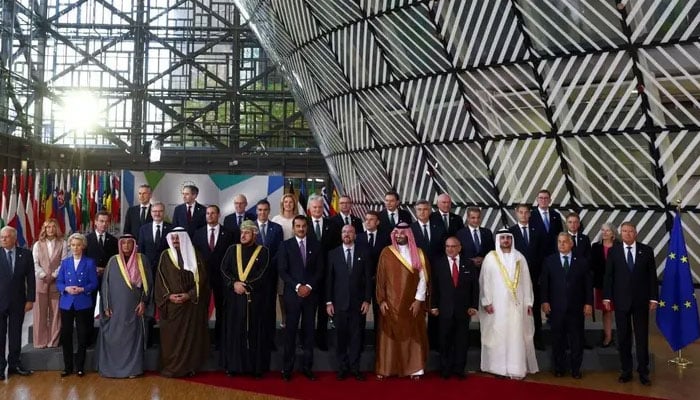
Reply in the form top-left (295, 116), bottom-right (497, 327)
top-left (182, 372), bottom-right (663, 400)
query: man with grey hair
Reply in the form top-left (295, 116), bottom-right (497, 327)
top-left (0, 226), bottom-right (36, 379)
top-left (430, 193), bottom-right (463, 237)
top-left (223, 194), bottom-right (256, 233)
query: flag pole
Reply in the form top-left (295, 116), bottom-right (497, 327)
top-left (669, 349), bottom-right (693, 367)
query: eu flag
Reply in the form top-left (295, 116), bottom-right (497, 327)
top-left (656, 213), bottom-right (700, 351)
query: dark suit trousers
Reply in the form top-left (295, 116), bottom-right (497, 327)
top-left (438, 315), bottom-right (469, 374)
top-left (615, 305), bottom-right (650, 375)
top-left (333, 309), bottom-right (365, 372)
top-left (283, 294), bottom-right (317, 372)
top-left (0, 305), bottom-right (26, 369)
top-left (209, 267), bottom-right (224, 349)
top-left (60, 307), bottom-right (93, 371)
top-left (550, 310), bottom-right (584, 373)
top-left (532, 279), bottom-right (543, 339)
top-left (315, 286), bottom-right (328, 346)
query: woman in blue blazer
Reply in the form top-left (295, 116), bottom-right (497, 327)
top-left (56, 233), bottom-right (98, 377)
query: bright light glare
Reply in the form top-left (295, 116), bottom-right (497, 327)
top-left (60, 91), bottom-right (102, 130)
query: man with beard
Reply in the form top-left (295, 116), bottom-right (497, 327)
top-left (479, 229), bottom-right (538, 379)
top-left (155, 228), bottom-right (210, 377)
top-left (375, 222), bottom-right (430, 380)
top-left (97, 234), bottom-right (152, 378)
top-left (220, 220), bottom-right (273, 378)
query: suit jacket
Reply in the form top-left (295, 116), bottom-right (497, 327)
top-left (591, 240), bottom-right (620, 289)
top-left (529, 208), bottom-right (563, 256)
top-left (330, 214), bottom-right (364, 236)
top-left (430, 211), bottom-right (463, 237)
top-left (123, 204), bottom-right (152, 238)
top-left (570, 232), bottom-right (592, 260)
top-left (222, 211), bottom-right (256, 233)
top-left (137, 221), bottom-right (174, 269)
top-left (256, 220), bottom-right (284, 259)
top-left (430, 255), bottom-right (478, 319)
top-left (172, 202), bottom-right (207, 237)
top-left (85, 231), bottom-right (119, 270)
top-left (192, 224), bottom-right (237, 282)
top-left (603, 242), bottom-right (659, 312)
top-left (455, 226), bottom-right (495, 260)
top-left (509, 224), bottom-right (545, 279)
top-left (378, 208), bottom-right (413, 233)
top-left (307, 217), bottom-right (342, 257)
top-left (0, 247), bottom-right (36, 312)
top-left (277, 236), bottom-right (324, 303)
top-left (411, 220), bottom-right (446, 262)
top-left (56, 256), bottom-right (99, 311)
top-left (540, 253), bottom-right (593, 314)
top-left (356, 230), bottom-right (390, 275)
top-left (325, 244), bottom-right (372, 312)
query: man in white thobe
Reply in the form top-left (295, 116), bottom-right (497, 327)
top-left (479, 229), bottom-right (538, 379)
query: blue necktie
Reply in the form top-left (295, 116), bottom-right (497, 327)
top-left (626, 247), bottom-right (634, 271)
top-left (7, 250), bottom-right (13, 274)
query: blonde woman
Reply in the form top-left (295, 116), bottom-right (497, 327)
top-left (591, 222), bottom-right (619, 347)
top-left (32, 219), bottom-right (67, 348)
top-left (271, 193), bottom-right (298, 328)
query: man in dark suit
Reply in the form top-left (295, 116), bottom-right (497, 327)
top-left (330, 195), bottom-right (363, 235)
top-left (223, 194), bottom-right (256, 233)
top-left (540, 233), bottom-right (593, 379)
top-left (430, 193), bottom-right (463, 237)
top-left (122, 184), bottom-right (153, 239)
top-left (172, 184), bottom-right (206, 237)
top-left (306, 194), bottom-right (340, 351)
top-left (509, 203), bottom-right (546, 350)
top-left (378, 190), bottom-right (412, 234)
top-left (529, 189), bottom-right (563, 257)
top-left (0, 226), bottom-right (36, 379)
top-left (86, 211), bottom-right (119, 311)
top-left (429, 237), bottom-right (478, 380)
top-left (565, 212), bottom-right (591, 260)
top-left (603, 222), bottom-right (658, 386)
top-left (455, 207), bottom-right (495, 268)
top-left (137, 202), bottom-right (173, 274)
top-left (278, 215), bottom-right (324, 381)
top-left (356, 210), bottom-right (390, 335)
top-left (193, 204), bottom-right (237, 349)
top-left (325, 225), bottom-right (372, 381)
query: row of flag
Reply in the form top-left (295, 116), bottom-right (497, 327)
top-left (286, 179), bottom-right (339, 217)
top-left (0, 169), bottom-right (121, 248)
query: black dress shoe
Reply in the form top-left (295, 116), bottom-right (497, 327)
top-left (352, 371), bottom-right (366, 381)
top-left (281, 371), bottom-right (292, 381)
top-left (225, 370), bottom-right (236, 377)
top-left (0, 373), bottom-right (5, 380)
top-left (440, 372), bottom-right (451, 380)
top-left (572, 371), bottom-right (582, 379)
top-left (302, 369), bottom-right (317, 381)
top-left (60, 370), bottom-right (72, 378)
top-left (554, 371), bottom-right (565, 378)
top-left (454, 372), bottom-right (467, 380)
top-left (618, 373), bottom-right (633, 383)
top-left (8, 366), bottom-right (33, 376)
top-left (77, 370), bottom-right (85, 377)
top-left (639, 375), bottom-right (652, 386)
top-left (336, 370), bottom-right (348, 381)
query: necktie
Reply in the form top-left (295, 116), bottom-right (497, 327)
top-left (187, 205), bottom-right (192, 223)
top-left (626, 246), bottom-right (634, 271)
top-left (522, 226), bottom-right (529, 247)
top-left (140, 206), bottom-right (147, 223)
top-left (451, 257), bottom-right (459, 287)
top-left (389, 212), bottom-right (396, 226)
top-left (99, 234), bottom-right (104, 248)
top-left (369, 232), bottom-right (375, 247)
top-left (443, 214), bottom-right (449, 230)
top-left (209, 228), bottom-right (216, 251)
top-left (300, 240), bottom-right (306, 265)
top-left (473, 229), bottom-right (481, 253)
top-left (563, 255), bottom-right (569, 273)
top-left (7, 250), bottom-right (13, 274)
top-left (155, 224), bottom-right (161, 244)
top-left (346, 248), bottom-right (353, 272)
top-left (543, 211), bottom-right (550, 232)
top-left (237, 215), bottom-right (242, 226)
top-left (260, 223), bottom-right (267, 243)
top-left (176, 248), bottom-right (185, 268)
top-left (315, 220), bottom-right (321, 240)
top-left (423, 224), bottom-right (429, 241)
top-left (571, 234), bottom-right (577, 247)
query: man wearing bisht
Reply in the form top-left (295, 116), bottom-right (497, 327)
top-left (220, 220), bottom-right (274, 378)
top-left (97, 234), bottom-right (152, 378)
top-left (155, 227), bottom-right (210, 377)
top-left (479, 228), bottom-right (539, 379)
top-left (375, 222), bottom-right (430, 380)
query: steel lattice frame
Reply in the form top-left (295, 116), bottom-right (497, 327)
top-left (235, 0), bottom-right (700, 278)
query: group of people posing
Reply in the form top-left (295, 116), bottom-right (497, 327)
top-left (0, 185), bottom-right (657, 388)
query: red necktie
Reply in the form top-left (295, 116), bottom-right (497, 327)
top-left (187, 205), bottom-right (192, 223)
top-left (451, 258), bottom-right (459, 287)
top-left (209, 228), bottom-right (215, 251)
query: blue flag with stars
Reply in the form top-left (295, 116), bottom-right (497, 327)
top-left (656, 213), bottom-right (700, 351)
